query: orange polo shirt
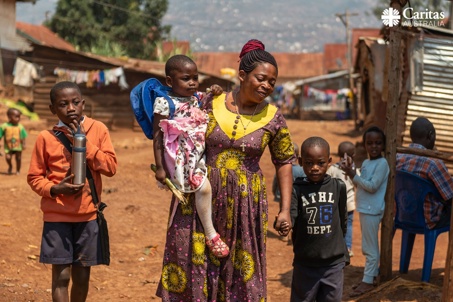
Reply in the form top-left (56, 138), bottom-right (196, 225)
top-left (27, 117), bottom-right (117, 222)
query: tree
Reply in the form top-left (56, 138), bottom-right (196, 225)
top-left (46, 0), bottom-right (171, 59)
top-left (372, 0), bottom-right (450, 25)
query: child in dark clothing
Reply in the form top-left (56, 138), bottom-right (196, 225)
top-left (290, 136), bottom-right (348, 302)
top-left (327, 141), bottom-right (356, 257)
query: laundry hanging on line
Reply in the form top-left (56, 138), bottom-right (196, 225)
top-left (53, 67), bottom-right (129, 90)
top-left (13, 58), bottom-right (40, 87)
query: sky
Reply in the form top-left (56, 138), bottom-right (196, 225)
top-left (15, 0), bottom-right (383, 53)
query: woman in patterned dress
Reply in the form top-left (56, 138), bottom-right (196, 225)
top-left (157, 39), bottom-right (295, 301)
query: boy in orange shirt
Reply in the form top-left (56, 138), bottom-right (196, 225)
top-left (27, 81), bottom-right (117, 302)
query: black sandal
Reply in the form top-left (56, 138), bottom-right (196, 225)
top-left (349, 282), bottom-right (375, 297)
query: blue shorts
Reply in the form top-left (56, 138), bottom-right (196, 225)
top-left (40, 220), bottom-right (102, 266)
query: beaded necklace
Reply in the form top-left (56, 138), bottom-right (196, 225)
top-left (231, 91), bottom-right (259, 151)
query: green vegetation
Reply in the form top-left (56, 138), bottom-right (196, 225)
top-left (0, 99), bottom-right (40, 121)
top-left (46, 0), bottom-right (171, 60)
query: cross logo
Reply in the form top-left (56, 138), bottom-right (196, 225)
top-left (381, 7), bottom-right (401, 27)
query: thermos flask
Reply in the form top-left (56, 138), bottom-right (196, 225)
top-left (72, 126), bottom-right (86, 185)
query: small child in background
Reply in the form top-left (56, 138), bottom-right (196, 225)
top-left (290, 137), bottom-right (348, 302)
top-left (341, 126), bottom-right (389, 297)
top-left (152, 54), bottom-right (229, 258)
top-left (272, 142), bottom-right (306, 202)
top-left (327, 141), bottom-right (356, 257)
top-left (0, 108), bottom-right (27, 174)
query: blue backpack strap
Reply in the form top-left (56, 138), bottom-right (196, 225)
top-left (130, 78), bottom-right (175, 139)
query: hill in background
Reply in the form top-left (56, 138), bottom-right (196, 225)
top-left (16, 0), bottom-right (382, 53)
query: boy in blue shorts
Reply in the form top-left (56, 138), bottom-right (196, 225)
top-left (27, 81), bottom-right (117, 302)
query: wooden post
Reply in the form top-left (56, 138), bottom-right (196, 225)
top-left (441, 4), bottom-right (453, 300)
top-left (380, 0), bottom-right (406, 282)
top-left (396, 147), bottom-right (453, 162)
top-left (335, 10), bottom-right (358, 127)
top-left (442, 209), bottom-right (453, 302)
top-left (443, 4), bottom-right (453, 296)
top-left (0, 37), bottom-right (5, 88)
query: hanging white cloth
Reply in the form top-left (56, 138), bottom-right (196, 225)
top-left (13, 58), bottom-right (39, 87)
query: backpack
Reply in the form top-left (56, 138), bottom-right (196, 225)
top-left (130, 78), bottom-right (176, 139)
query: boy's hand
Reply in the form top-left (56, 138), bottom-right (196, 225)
top-left (341, 152), bottom-right (350, 180)
top-left (339, 156), bottom-right (356, 179)
top-left (209, 84), bottom-right (223, 96)
top-left (51, 174), bottom-right (85, 196)
top-left (274, 212), bottom-right (292, 237)
top-left (68, 118), bottom-right (86, 135)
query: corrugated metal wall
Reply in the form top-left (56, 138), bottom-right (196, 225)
top-left (404, 35), bottom-right (453, 172)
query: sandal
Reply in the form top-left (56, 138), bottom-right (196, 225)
top-left (352, 277), bottom-right (378, 290)
top-left (349, 282), bottom-right (375, 297)
top-left (206, 233), bottom-right (229, 258)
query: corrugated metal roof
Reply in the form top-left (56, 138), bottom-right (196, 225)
top-left (14, 22), bottom-right (234, 85)
top-left (194, 52), bottom-right (324, 83)
top-left (293, 69), bottom-right (352, 86)
top-left (320, 29), bottom-right (381, 75)
top-left (403, 34), bottom-right (453, 171)
top-left (83, 53), bottom-right (234, 85)
top-left (351, 28), bottom-right (382, 64)
top-left (16, 22), bottom-right (75, 52)
top-left (161, 41), bottom-right (190, 56)
top-left (324, 43), bottom-right (348, 72)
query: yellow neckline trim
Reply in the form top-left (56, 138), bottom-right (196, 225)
top-left (212, 93), bottom-right (277, 140)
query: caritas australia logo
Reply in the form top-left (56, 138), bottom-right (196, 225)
top-left (381, 7), bottom-right (445, 27)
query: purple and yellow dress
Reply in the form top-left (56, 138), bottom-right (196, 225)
top-left (157, 93), bottom-right (295, 301)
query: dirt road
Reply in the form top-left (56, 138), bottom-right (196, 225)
top-left (0, 119), bottom-right (447, 301)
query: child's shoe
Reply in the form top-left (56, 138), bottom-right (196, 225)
top-left (206, 233), bottom-right (229, 258)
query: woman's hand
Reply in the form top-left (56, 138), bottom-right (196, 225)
top-left (209, 84), bottom-right (223, 96)
top-left (274, 211), bottom-right (292, 237)
top-left (274, 163), bottom-right (292, 236)
top-left (154, 166), bottom-right (167, 185)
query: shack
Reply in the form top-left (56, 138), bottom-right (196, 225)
top-left (291, 70), bottom-right (357, 120)
top-left (6, 22), bottom-right (235, 130)
top-left (355, 25), bottom-right (453, 172)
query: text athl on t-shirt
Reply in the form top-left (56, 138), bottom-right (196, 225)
top-left (301, 191), bottom-right (334, 235)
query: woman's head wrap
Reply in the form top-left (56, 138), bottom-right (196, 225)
top-left (238, 39), bottom-right (278, 74)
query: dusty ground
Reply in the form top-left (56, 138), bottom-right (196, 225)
top-left (0, 119), bottom-right (448, 301)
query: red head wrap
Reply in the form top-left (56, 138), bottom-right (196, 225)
top-left (239, 39), bottom-right (265, 59)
